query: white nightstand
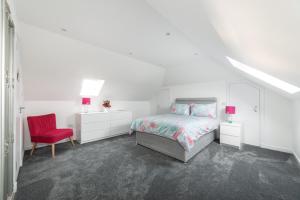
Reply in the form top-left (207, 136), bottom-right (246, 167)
top-left (220, 122), bottom-right (242, 149)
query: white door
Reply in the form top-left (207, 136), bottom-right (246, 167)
top-left (14, 69), bottom-right (24, 182)
top-left (229, 82), bottom-right (260, 146)
top-left (14, 38), bottom-right (25, 184)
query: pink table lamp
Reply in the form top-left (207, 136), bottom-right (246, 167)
top-left (82, 97), bottom-right (91, 113)
top-left (225, 106), bottom-right (236, 123)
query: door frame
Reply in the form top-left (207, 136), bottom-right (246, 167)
top-left (227, 80), bottom-right (265, 147)
top-left (0, 0), bottom-right (4, 198)
top-left (1, 1), bottom-right (15, 199)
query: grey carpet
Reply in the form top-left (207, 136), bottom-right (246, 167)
top-left (15, 134), bottom-right (300, 200)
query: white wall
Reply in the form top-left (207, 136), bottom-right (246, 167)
top-left (261, 89), bottom-right (294, 153)
top-left (293, 100), bottom-right (300, 162)
top-left (18, 22), bottom-right (165, 101)
top-left (23, 100), bottom-right (151, 150)
top-left (164, 61), bottom-right (239, 86)
top-left (153, 81), bottom-right (295, 153)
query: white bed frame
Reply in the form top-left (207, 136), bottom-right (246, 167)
top-left (136, 98), bottom-right (218, 163)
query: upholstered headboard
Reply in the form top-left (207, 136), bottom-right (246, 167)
top-left (175, 97), bottom-right (218, 117)
top-left (175, 97), bottom-right (217, 105)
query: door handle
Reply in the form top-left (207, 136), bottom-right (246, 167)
top-left (19, 106), bottom-right (25, 114)
top-left (4, 143), bottom-right (9, 155)
top-left (253, 105), bottom-right (258, 112)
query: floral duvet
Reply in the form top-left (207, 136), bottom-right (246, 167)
top-left (130, 114), bottom-right (218, 151)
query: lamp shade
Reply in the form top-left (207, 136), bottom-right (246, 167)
top-left (225, 106), bottom-right (236, 114)
top-left (82, 97), bottom-right (91, 105)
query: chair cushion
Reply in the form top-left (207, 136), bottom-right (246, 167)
top-left (31, 128), bottom-right (73, 144)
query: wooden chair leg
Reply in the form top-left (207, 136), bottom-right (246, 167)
top-left (51, 144), bottom-right (55, 159)
top-left (30, 143), bottom-right (37, 156)
top-left (69, 137), bottom-right (75, 146)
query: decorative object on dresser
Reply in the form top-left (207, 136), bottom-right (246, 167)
top-left (82, 97), bottom-right (91, 113)
top-left (220, 122), bottom-right (242, 149)
top-left (225, 105), bottom-right (236, 123)
top-left (102, 100), bottom-right (111, 112)
top-left (76, 110), bottom-right (132, 144)
top-left (27, 113), bottom-right (75, 158)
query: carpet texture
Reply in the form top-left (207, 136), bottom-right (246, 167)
top-left (16, 134), bottom-right (300, 200)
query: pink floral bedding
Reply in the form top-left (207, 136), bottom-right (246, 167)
top-left (130, 114), bottom-right (218, 151)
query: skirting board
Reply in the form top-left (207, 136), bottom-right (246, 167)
top-left (249, 143), bottom-right (299, 164)
top-left (294, 152), bottom-right (300, 164)
top-left (24, 138), bottom-right (71, 150)
top-left (7, 190), bottom-right (15, 200)
top-left (260, 143), bottom-right (292, 154)
top-left (13, 181), bottom-right (17, 193)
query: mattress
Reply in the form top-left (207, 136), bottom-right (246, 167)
top-left (130, 114), bottom-right (218, 151)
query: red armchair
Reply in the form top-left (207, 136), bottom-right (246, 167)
top-left (27, 113), bottom-right (74, 158)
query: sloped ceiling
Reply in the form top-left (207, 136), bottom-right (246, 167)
top-left (17, 0), bottom-right (208, 69)
top-left (19, 23), bottom-right (165, 101)
top-left (203, 0), bottom-right (300, 85)
top-left (147, 0), bottom-right (300, 98)
top-left (17, 0), bottom-right (300, 99)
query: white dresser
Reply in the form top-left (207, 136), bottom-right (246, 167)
top-left (76, 110), bottom-right (132, 144)
top-left (220, 122), bottom-right (242, 149)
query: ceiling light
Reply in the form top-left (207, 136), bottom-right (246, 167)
top-left (226, 57), bottom-right (300, 94)
top-left (165, 32), bottom-right (171, 36)
top-left (60, 28), bottom-right (67, 32)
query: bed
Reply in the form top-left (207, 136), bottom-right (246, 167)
top-left (130, 98), bottom-right (219, 162)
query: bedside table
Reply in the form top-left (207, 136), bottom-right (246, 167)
top-left (220, 122), bottom-right (242, 149)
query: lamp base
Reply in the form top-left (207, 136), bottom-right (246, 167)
top-left (82, 105), bottom-right (89, 113)
top-left (227, 114), bottom-right (233, 123)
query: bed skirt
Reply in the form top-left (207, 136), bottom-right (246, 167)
top-left (136, 130), bottom-right (216, 163)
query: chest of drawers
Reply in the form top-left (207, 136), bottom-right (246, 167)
top-left (76, 111), bottom-right (132, 144)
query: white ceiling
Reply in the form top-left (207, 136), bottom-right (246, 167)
top-left (17, 0), bottom-right (214, 69)
top-left (17, 0), bottom-right (300, 98)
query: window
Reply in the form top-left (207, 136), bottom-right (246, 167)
top-left (80, 79), bottom-right (105, 96)
top-left (226, 57), bottom-right (300, 94)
